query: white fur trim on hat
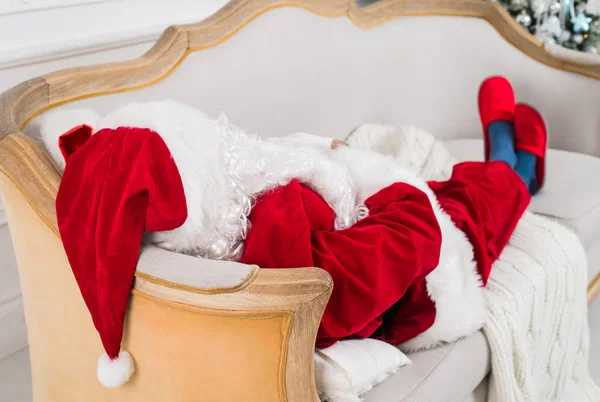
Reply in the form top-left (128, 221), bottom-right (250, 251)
top-left (97, 351), bottom-right (135, 388)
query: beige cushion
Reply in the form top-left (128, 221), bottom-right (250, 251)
top-left (364, 331), bottom-right (490, 402)
top-left (136, 244), bottom-right (257, 291)
top-left (445, 138), bottom-right (600, 281)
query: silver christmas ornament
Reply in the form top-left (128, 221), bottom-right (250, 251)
top-left (559, 0), bottom-right (572, 30)
top-left (516, 10), bottom-right (533, 27)
top-left (559, 30), bottom-right (572, 43)
top-left (591, 20), bottom-right (600, 35)
top-left (573, 33), bottom-right (584, 44)
top-left (538, 14), bottom-right (563, 36)
top-left (549, 1), bottom-right (561, 14)
top-left (509, 0), bottom-right (528, 11)
top-left (586, 0), bottom-right (600, 15)
top-left (536, 32), bottom-right (557, 44)
top-left (531, 0), bottom-right (550, 14)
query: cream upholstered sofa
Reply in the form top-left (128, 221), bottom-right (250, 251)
top-left (1, 0), bottom-right (600, 401)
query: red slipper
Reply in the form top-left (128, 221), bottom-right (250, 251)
top-left (478, 76), bottom-right (516, 161)
top-left (514, 103), bottom-right (547, 190)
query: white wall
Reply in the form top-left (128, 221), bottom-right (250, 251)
top-left (0, 0), bottom-right (227, 69)
top-left (0, 0), bottom-right (228, 360)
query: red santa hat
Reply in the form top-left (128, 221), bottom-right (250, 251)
top-left (54, 123), bottom-right (188, 387)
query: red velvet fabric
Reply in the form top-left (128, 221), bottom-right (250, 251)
top-left (241, 161), bottom-right (530, 347)
top-left (56, 127), bottom-right (188, 359)
top-left (429, 161), bottom-right (530, 285)
top-left (58, 124), bottom-right (94, 161)
top-left (241, 180), bottom-right (442, 348)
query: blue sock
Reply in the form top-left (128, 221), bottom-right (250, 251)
top-left (515, 149), bottom-right (538, 195)
top-left (487, 121), bottom-right (517, 168)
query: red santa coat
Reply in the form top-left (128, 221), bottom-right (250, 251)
top-left (241, 161), bottom-right (530, 348)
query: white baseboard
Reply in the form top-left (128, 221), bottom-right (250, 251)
top-left (0, 289), bottom-right (28, 360)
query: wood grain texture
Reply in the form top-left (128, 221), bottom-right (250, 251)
top-left (0, 134), bottom-right (61, 233)
top-left (286, 283), bottom-right (331, 401)
top-left (182, 0), bottom-right (348, 50)
top-left (0, 78), bottom-right (48, 139)
top-left (44, 25), bottom-right (189, 106)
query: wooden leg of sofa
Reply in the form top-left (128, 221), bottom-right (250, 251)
top-left (588, 272), bottom-right (600, 306)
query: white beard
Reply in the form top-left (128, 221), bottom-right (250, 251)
top-left (40, 100), bottom-right (360, 260)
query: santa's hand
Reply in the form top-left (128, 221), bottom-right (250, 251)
top-left (331, 140), bottom-right (348, 150)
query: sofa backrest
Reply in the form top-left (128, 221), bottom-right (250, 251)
top-left (23, 1), bottom-right (600, 156)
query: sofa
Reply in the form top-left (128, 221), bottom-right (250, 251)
top-left (1, 0), bottom-right (599, 401)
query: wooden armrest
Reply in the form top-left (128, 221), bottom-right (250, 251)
top-left (136, 243), bottom-right (260, 294)
top-left (0, 131), bottom-right (332, 402)
top-left (132, 266), bottom-right (332, 402)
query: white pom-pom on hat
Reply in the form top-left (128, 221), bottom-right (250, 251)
top-left (97, 351), bottom-right (135, 388)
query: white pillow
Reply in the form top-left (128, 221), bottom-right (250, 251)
top-left (314, 338), bottom-right (411, 402)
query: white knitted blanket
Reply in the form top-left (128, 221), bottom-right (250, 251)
top-left (484, 212), bottom-right (600, 401)
top-left (347, 124), bottom-right (600, 401)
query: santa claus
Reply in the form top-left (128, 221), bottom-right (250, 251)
top-left (40, 76), bottom-right (546, 387)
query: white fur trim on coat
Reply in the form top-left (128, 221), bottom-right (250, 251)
top-left (346, 123), bottom-right (486, 352)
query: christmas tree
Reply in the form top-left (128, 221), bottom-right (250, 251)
top-left (494, 0), bottom-right (600, 54)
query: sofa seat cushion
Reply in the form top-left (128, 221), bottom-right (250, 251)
top-left (364, 331), bottom-right (490, 402)
top-left (136, 244), bottom-right (259, 291)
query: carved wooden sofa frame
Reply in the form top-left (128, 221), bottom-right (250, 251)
top-left (1, 1), bottom-right (600, 401)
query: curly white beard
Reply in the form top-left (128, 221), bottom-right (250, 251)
top-left (204, 113), bottom-right (361, 260)
top-left (40, 100), bottom-right (360, 261)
